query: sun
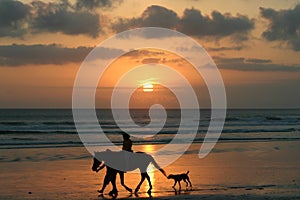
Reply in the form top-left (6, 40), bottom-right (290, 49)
top-left (143, 83), bottom-right (154, 92)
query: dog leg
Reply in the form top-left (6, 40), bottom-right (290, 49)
top-left (187, 178), bottom-right (192, 188)
top-left (183, 179), bottom-right (189, 189)
top-left (172, 181), bottom-right (177, 189)
top-left (178, 181), bottom-right (181, 191)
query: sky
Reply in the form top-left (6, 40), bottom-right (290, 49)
top-left (0, 0), bottom-right (300, 108)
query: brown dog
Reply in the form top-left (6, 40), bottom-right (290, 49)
top-left (167, 171), bottom-right (192, 190)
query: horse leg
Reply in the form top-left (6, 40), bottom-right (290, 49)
top-left (135, 173), bottom-right (146, 193)
top-left (108, 181), bottom-right (118, 197)
top-left (145, 173), bottom-right (152, 194)
top-left (98, 174), bottom-right (110, 193)
top-left (119, 171), bottom-right (132, 193)
top-left (108, 172), bottom-right (118, 197)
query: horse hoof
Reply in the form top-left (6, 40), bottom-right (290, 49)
top-left (108, 191), bottom-right (118, 197)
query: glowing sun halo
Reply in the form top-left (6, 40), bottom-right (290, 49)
top-left (143, 83), bottom-right (154, 92)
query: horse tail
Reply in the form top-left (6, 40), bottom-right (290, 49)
top-left (150, 156), bottom-right (167, 177)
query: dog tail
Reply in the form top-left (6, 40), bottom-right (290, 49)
top-left (186, 171), bottom-right (189, 175)
top-left (151, 156), bottom-right (167, 177)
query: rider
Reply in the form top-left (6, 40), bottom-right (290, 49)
top-left (122, 133), bottom-right (133, 152)
top-left (122, 133), bottom-right (132, 171)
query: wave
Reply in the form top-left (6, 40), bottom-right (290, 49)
top-left (1, 137), bottom-right (300, 150)
top-left (0, 141), bottom-right (84, 149)
top-left (0, 122), bottom-right (28, 125)
top-left (42, 121), bottom-right (75, 125)
top-left (266, 116), bottom-right (282, 120)
top-left (0, 130), bottom-right (78, 134)
top-left (0, 126), bottom-right (299, 135)
top-left (221, 128), bottom-right (298, 133)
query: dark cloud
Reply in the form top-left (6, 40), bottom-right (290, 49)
top-left (31, 1), bottom-right (100, 37)
top-left (206, 46), bottom-right (244, 51)
top-left (0, 0), bottom-right (122, 38)
top-left (123, 49), bottom-right (166, 58)
top-left (0, 44), bottom-right (124, 66)
top-left (260, 4), bottom-right (300, 51)
top-left (75, 0), bottom-right (122, 10)
top-left (113, 5), bottom-right (179, 32)
top-left (178, 8), bottom-right (254, 40)
top-left (214, 57), bottom-right (245, 64)
top-left (113, 6), bottom-right (254, 40)
top-left (141, 58), bottom-right (161, 64)
top-left (245, 58), bottom-right (271, 64)
top-left (32, 10), bottom-right (100, 37)
top-left (213, 56), bottom-right (300, 71)
top-left (0, 0), bottom-right (30, 37)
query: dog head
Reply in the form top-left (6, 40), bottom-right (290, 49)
top-left (167, 174), bottom-right (175, 179)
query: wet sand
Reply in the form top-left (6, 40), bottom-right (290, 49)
top-left (0, 141), bottom-right (300, 199)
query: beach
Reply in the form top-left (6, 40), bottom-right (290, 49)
top-left (1, 141), bottom-right (300, 200)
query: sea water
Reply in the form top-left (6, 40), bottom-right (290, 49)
top-left (0, 109), bottom-right (300, 149)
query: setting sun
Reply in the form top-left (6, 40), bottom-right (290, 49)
top-left (143, 83), bottom-right (154, 92)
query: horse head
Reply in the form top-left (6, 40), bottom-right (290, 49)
top-left (92, 151), bottom-right (103, 172)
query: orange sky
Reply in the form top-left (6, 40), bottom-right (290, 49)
top-left (0, 0), bottom-right (299, 108)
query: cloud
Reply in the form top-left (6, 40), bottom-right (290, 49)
top-left (245, 58), bottom-right (271, 64)
top-left (213, 56), bottom-right (300, 71)
top-left (113, 5), bottom-right (179, 33)
top-left (178, 8), bottom-right (254, 40)
top-left (0, 0), bottom-right (122, 38)
top-left (206, 46), bottom-right (244, 51)
top-left (141, 58), bottom-right (161, 64)
top-left (0, 44), bottom-right (124, 66)
top-left (0, 0), bottom-right (30, 37)
top-left (113, 6), bottom-right (254, 40)
top-left (123, 49), bottom-right (166, 58)
top-left (260, 4), bottom-right (300, 51)
top-left (75, 0), bottom-right (122, 10)
top-left (112, 5), bottom-right (181, 38)
top-left (31, 1), bottom-right (100, 38)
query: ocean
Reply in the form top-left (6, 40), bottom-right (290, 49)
top-left (1, 109), bottom-right (300, 149)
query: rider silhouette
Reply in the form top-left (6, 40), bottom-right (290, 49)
top-left (122, 133), bottom-right (132, 171)
top-left (122, 133), bottom-right (133, 152)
